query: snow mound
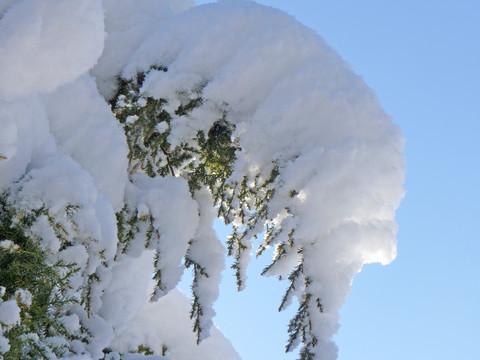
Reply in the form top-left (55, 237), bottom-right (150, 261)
top-left (0, 0), bottom-right (105, 100)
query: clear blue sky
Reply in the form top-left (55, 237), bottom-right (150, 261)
top-left (187, 1), bottom-right (480, 359)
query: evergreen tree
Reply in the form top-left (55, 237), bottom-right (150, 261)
top-left (111, 67), bottom-right (322, 357)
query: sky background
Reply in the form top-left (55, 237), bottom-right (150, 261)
top-left (185, 1), bottom-right (480, 359)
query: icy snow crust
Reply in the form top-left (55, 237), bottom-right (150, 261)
top-left (0, 1), bottom-right (404, 360)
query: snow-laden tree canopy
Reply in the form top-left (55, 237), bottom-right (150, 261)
top-left (0, 1), bottom-right (405, 360)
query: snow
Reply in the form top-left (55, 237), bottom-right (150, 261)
top-left (92, 0), bottom-right (195, 99)
top-left (123, 355), bottom-right (168, 360)
top-left (0, 97), bottom-right (55, 188)
top-left (0, 300), bottom-right (20, 326)
top-left (44, 74), bottom-right (129, 212)
top-left (10, 154), bottom-right (119, 276)
top-left (0, 0), bottom-right (405, 359)
top-left (126, 174), bottom-right (199, 299)
top-left (58, 314), bottom-right (81, 334)
top-left (112, 289), bottom-right (241, 360)
top-left (14, 289), bottom-right (32, 307)
top-left (187, 189), bottom-right (226, 340)
top-left (0, 333), bottom-right (10, 354)
top-left (0, 240), bottom-right (19, 253)
top-left (100, 251), bottom-right (156, 328)
top-left (0, 0), bottom-right (105, 100)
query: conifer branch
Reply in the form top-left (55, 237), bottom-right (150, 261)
top-left (160, 146), bottom-right (176, 177)
top-left (278, 263), bottom-right (303, 312)
top-left (185, 252), bottom-right (210, 344)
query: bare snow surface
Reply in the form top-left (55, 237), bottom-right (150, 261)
top-left (0, 1), bottom-right (405, 360)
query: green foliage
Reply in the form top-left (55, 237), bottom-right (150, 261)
top-left (299, 347), bottom-right (316, 360)
top-left (0, 194), bottom-right (80, 359)
top-left (187, 118), bottom-right (237, 197)
top-left (112, 67), bottom-right (202, 178)
top-left (102, 344), bottom-right (167, 360)
top-left (136, 344), bottom-right (154, 356)
top-left (116, 204), bottom-right (159, 255)
top-left (286, 293), bottom-right (316, 353)
top-left (184, 250), bottom-right (209, 344)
